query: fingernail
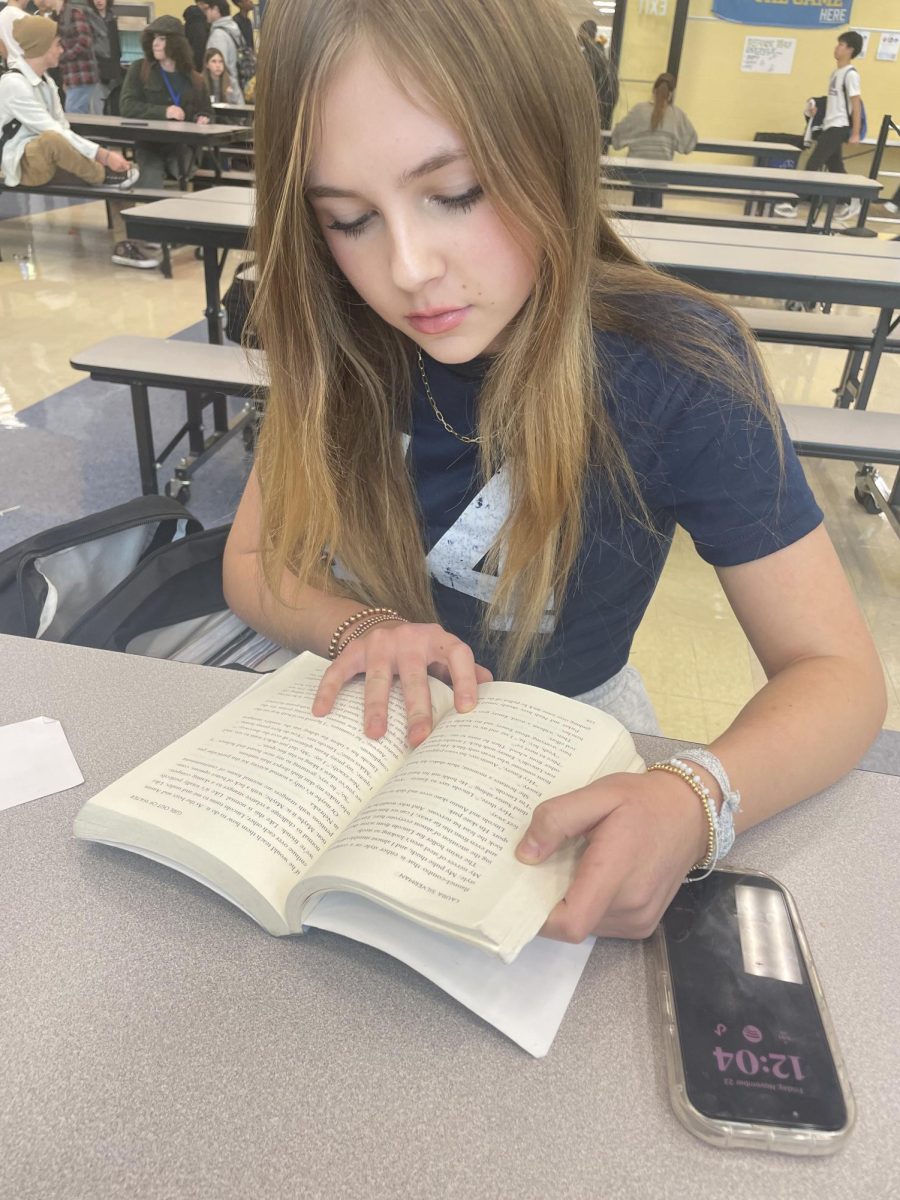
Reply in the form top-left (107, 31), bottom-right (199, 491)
top-left (518, 837), bottom-right (542, 863)
top-left (409, 724), bottom-right (427, 743)
top-left (457, 695), bottom-right (475, 712)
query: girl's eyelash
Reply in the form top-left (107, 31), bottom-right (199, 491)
top-left (327, 213), bottom-right (372, 238)
top-left (327, 185), bottom-right (485, 238)
top-left (434, 184), bottom-right (484, 212)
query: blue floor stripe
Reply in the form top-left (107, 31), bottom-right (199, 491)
top-left (0, 322), bottom-right (252, 551)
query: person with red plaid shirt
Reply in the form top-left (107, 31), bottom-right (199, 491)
top-left (57, 0), bottom-right (101, 113)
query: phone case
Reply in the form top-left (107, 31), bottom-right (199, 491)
top-left (652, 866), bottom-right (855, 1156)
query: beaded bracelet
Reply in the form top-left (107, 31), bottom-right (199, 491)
top-left (335, 612), bottom-right (408, 656)
top-left (676, 748), bottom-right (741, 861)
top-left (327, 607), bottom-right (403, 660)
top-left (647, 761), bottom-right (718, 880)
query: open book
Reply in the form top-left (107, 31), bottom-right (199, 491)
top-left (75, 651), bottom-right (644, 961)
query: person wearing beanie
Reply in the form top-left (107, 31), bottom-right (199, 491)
top-left (119, 14), bottom-right (212, 193)
top-left (0, 0), bottom-right (30, 69)
top-left (0, 16), bottom-right (138, 190)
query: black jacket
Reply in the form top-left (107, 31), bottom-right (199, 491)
top-left (96, 14), bottom-right (123, 86)
top-left (583, 41), bottom-right (619, 130)
top-left (183, 4), bottom-right (209, 73)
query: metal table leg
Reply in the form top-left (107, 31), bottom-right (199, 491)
top-left (203, 245), bottom-right (223, 344)
top-left (854, 307), bottom-right (895, 412)
top-left (129, 382), bottom-right (159, 495)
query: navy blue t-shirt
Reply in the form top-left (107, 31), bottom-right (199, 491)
top-left (408, 326), bottom-right (822, 696)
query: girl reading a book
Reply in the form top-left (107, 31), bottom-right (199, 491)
top-left (223, 0), bottom-right (885, 944)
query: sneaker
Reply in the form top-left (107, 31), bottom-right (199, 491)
top-left (111, 240), bottom-right (160, 270)
top-left (834, 200), bottom-right (861, 221)
top-left (102, 165), bottom-right (141, 191)
top-left (881, 200), bottom-right (899, 214)
top-left (774, 202), bottom-right (799, 218)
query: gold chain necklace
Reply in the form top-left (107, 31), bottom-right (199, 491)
top-left (416, 349), bottom-right (481, 445)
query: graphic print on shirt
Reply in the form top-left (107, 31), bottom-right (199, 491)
top-left (425, 466), bottom-right (556, 632)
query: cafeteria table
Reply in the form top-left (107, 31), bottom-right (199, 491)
top-left (3, 634), bottom-right (899, 1200)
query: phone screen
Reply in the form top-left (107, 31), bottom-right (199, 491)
top-left (660, 872), bottom-right (847, 1132)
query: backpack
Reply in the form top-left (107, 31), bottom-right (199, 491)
top-left (843, 68), bottom-right (867, 140)
top-left (0, 497), bottom-right (288, 670)
top-left (0, 68), bottom-right (23, 161)
top-left (227, 26), bottom-right (257, 92)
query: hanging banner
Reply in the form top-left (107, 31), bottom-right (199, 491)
top-left (712, 1), bottom-right (852, 29)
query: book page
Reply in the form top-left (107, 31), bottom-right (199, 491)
top-left (304, 891), bottom-right (596, 1057)
top-left (74, 653), bottom-right (455, 931)
top-left (294, 681), bottom-right (644, 958)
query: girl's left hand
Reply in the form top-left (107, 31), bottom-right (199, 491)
top-left (515, 770), bottom-right (710, 941)
top-left (197, 115), bottom-right (211, 125)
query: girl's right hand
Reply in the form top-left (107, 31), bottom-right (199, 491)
top-left (166, 105), bottom-right (186, 121)
top-left (311, 621), bottom-right (493, 747)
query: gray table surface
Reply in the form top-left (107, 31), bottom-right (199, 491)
top-left (66, 114), bottom-right (249, 146)
top-left (694, 139), bottom-right (801, 158)
top-left (2, 635), bottom-right (899, 1200)
top-left (123, 197), bottom-right (900, 309)
top-left (69, 334), bottom-right (267, 391)
top-left (601, 156), bottom-right (881, 200)
top-left (617, 217), bottom-right (900, 263)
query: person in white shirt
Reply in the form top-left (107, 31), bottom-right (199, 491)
top-left (204, 0), bottom-right (245, 102)
top-left (0, 15), bottom-right (137, 189)
top-left (775, 30), bottom-right (863, 223)
top-left (0, 0), bottom-right (30, 67)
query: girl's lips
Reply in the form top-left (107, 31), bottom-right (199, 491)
top-left (406, 307), bottom-right (471, 335)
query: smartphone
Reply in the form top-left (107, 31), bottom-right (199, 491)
top-left (653, 867), bottom-right (854, 1155)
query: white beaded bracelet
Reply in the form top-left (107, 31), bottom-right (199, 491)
top-left (676, 747), bottom-right (742, 861)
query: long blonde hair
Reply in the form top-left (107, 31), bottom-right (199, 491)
top-left (251, 0), bottom-right (779, 679)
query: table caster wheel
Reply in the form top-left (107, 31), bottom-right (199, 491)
top-left (854, 486), bottom-right (879, 515)
top-left (242, 424), bottom-right (256, 453)
top-left (165, 480), bottom-right (191, 504)
top-left (785, 300), bottom-right (804, 312)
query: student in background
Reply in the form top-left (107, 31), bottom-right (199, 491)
top-left (234, 0), bottom-right (256, 52)
top-left (204, 0), bottom-right (243, 101)
top-left (0, 16), bottom-right (136, 186)
top-left (224, 0), bottom-right (884, 946)
top-left (88, 0), bottom-right (121, 109)
top-left (0, 0), bottom-right (29, 68)
top-left (577, 18), bottom-right (617, 131)
top-left (117, 14), bottom-right (212, 267)
top-left (203, 45), bottom-right (239, 104)
top-left (119, 14), bottom-right (212, 185)
top-left (56, 0), bottom-right (102, 112)
top-left (775, 31), bottom-right (864, 223)
top-left (611, 72), bottom-right (696, 207)
top-left (182, 0), bottom-right (210, 73)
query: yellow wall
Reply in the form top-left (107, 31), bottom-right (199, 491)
top-left (153, 0), bottom-right (201, 21)
top-left (617, 0), bottom-right (900, 149)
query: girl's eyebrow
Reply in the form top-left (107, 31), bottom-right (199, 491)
top-left (306, 149), bottom-right (469, 199)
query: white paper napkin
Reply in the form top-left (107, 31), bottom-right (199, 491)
top-left (0, 716), bottom-right (84, 810)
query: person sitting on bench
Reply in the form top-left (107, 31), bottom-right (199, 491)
top-left (0, 16), bottom-right (138, 190)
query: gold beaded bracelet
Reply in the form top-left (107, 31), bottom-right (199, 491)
top-left (327, 607), bottom-right (403, 659)
top-left (647, 761), bottom-right (718, 878)
top-left (336, 613), bottom-right (408, 656)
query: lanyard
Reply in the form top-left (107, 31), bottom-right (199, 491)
top-left (160, 69), bottom-right (182, 109)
